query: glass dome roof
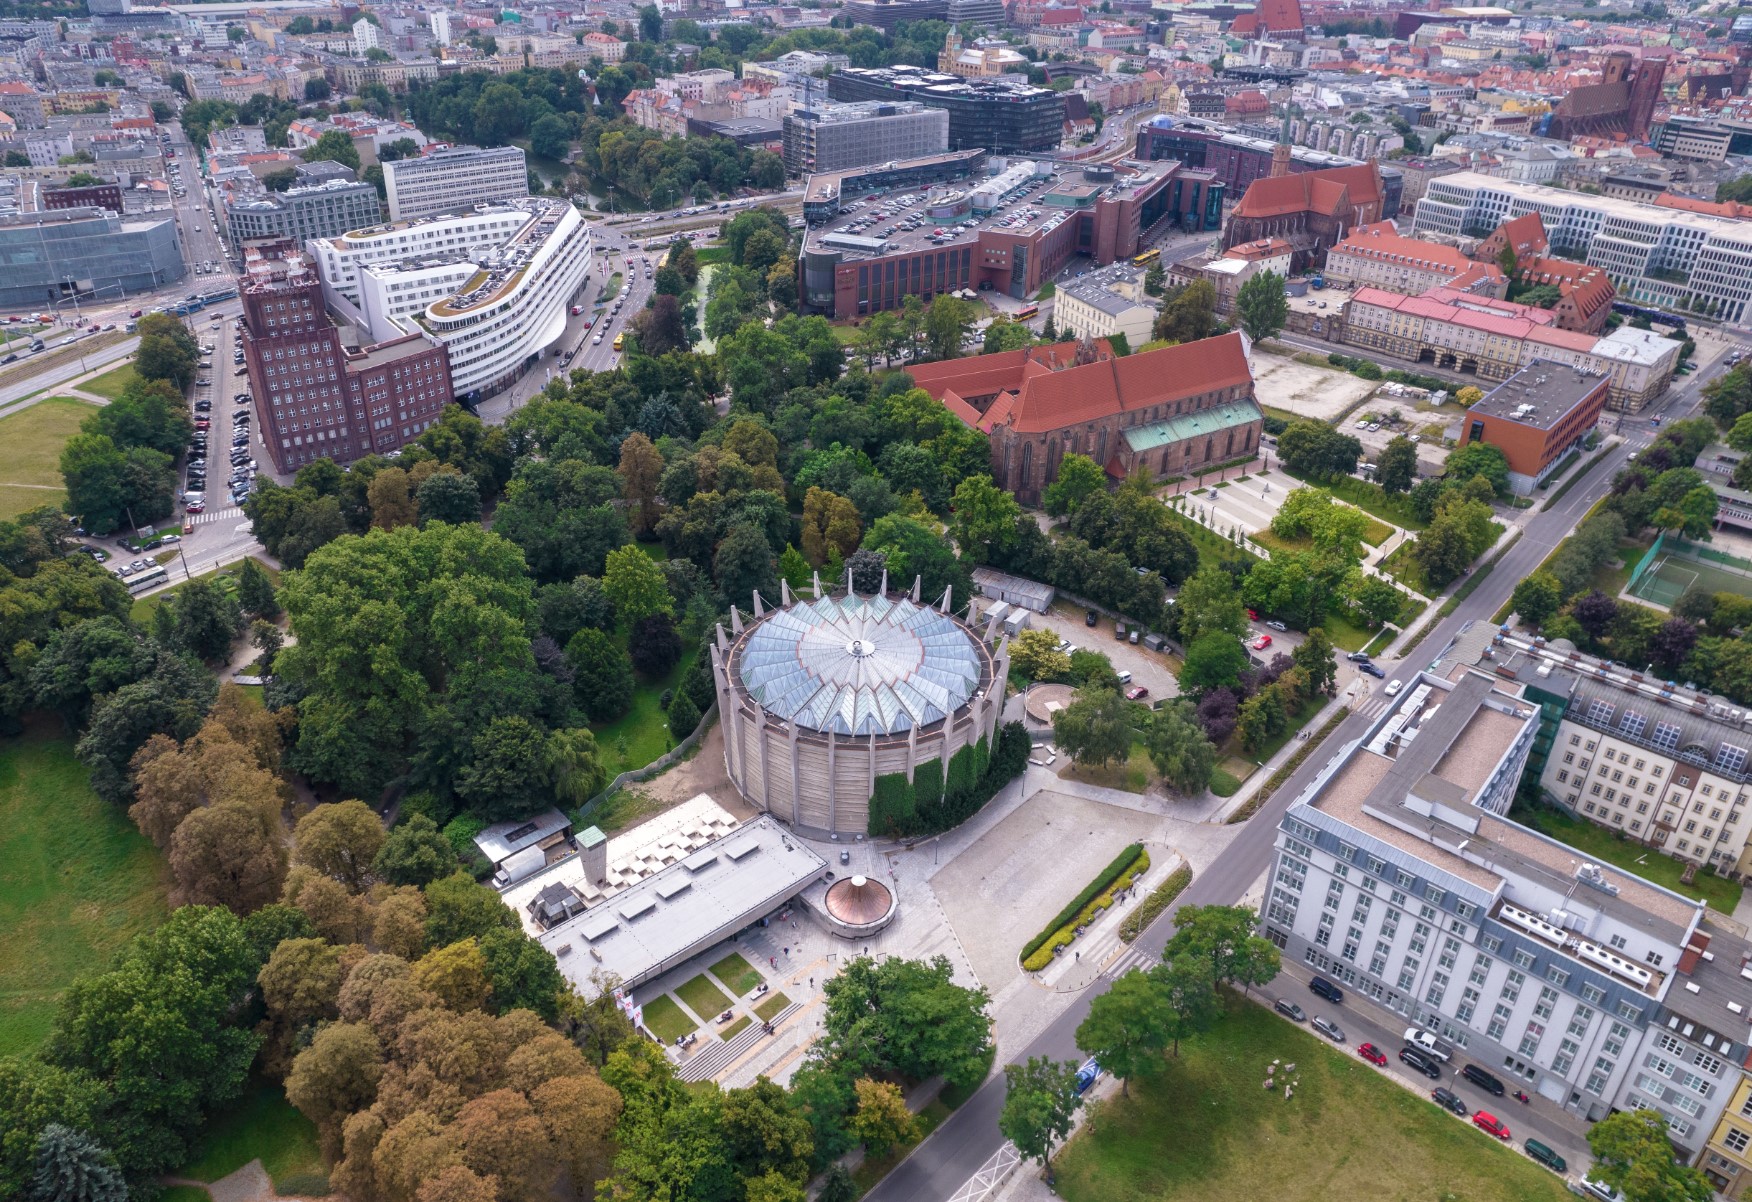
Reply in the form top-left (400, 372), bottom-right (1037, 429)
top-left (738, 594), bottom-right (984, 736)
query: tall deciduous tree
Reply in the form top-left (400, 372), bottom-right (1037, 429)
top-left (168, 800), bottom-right (287, 913)
top-left (1376, 435), bottom-right (1418, 495)
top-left (947, 474), bottom-right (1020, 564)
top-left (1042, 453), bottom-right (1107, 518)
top-left (416, 471), bottom-right (482, 528)
top-left (1052, 686), bottom-right (1136, 771)
top-left (1142, 700), bottom-right (1218, 794)
top-left (1586, 1109), bottom-right (1713, 1202)
top-left (545, 727), bottom-right (607, 807)
top-left (294, 800), bottom-right (387, 892)
top-left (1075, 968), bottom-right (1172, 1095)
top-left (564, 629), bottom-right (635, 724)
top-left (1235, 269), bottom-right (1288, 343)
top-left (848, 1079), bottom-right (916, 1156)
top-left (616, 433), bottom-right (664, 539)
top-left (1162, 904), bottom-right (1281, 995)
top-left (800, 487), bottom-right (861, 566)
top-left (998, 1057), bottom-right (1082, 1172)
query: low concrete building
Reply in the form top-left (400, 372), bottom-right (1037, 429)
top-left (1457, 361), bottom-right (1610, 494)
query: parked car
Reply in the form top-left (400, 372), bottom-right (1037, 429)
top-left (1472, 1111), bottom-right (1511, 1141)
top-left (1124, 686), bottom-right (1149, 701)
top-left (1273, 999), bottom-right (1306, 1022)
top-left (1309, 976), bottom-right (1343, 1003)
top-left (1085, 609), bottom-right (1098, 627)
top-left (1431, 1086), bottom-right (1469, 1117)
top-left (1357, 1042), bottom-right (1387, 1066)
top-left (1347, 652), bottom-right (1373, 664)
top-left (1461, 1064), bottom-right (1506, 1096)
top-left (1311, 1016), bottom-right (1345, 1043)
top-left (1403, 1027), bottom-right (1452, 1062)
top-left (1399, 1047), bottom-right (1442, 1079)
top-left (1525, 1139), bottom-right (1566, 1173)
top-left (1360, 663), bottom-right (1387, 679)
top-left (1266, 620), bottom-right (1287, 631)
top-left (1251, 634), bottom-right (1273, 651)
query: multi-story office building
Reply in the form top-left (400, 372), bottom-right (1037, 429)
top-left (0, 203), bottom-right (183, 306)
top-left (826, 66), bottom-right (1064, 155)
top-left (1135, 116), bottom-right (1402, 217)
top-left (224, 178), bottom-right (382, 254)
top-left (1414, 172), bottom-right (1752, 324)
top-left (306, 203), bottom-right (537, 306)
top-left (843, 0), bottom-right (949, 29)
top-left (382, 145), bottom-right (528, 222)
top-left (1265, 661), bottom-right (1709, 1124)
top-left (800, 157), bottom-right (1221, 318)
top-left (341, 198), bottom-right (592, 397)
top-left (781, 101), bottom-right (948, 176)
top-left (1324, 221), bottom-right (1505, 297)
top-left (238, 245), bottom-right (454, 473)
top-left (1456, 363), bottom-right (1610, 494)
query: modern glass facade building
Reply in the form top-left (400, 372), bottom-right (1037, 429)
top-left (0, 207), bottom-right (184, 307)
top-left (826, 66), bottom-right (1064, 155)
top-left (781, 101), bottom-right (949, 176)
top-left (224, 180), bottom-right (383, 254)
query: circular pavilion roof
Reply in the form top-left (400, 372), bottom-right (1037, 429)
top-left (824, 875), bottom-right (895, 927)
top-left (737, 594), bottom-right (984, 737)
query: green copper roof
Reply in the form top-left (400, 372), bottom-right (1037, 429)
top-left (1123, 400), bottom-right (1264, 454)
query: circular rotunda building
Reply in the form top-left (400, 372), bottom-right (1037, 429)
top-left (710, 578), bottom-right (1007, 837)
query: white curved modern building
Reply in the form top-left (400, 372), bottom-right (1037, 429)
top-left (309, 197), bottom-right (592, 398)
top-left (710, 578), bottom-right (1007, 836)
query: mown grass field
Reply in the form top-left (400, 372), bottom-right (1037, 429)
top-left (79, 361), bottom-right (140, 400)
top-left (0, 720), bottom-right (167, 1056)
top-left (1055, 997), bottom-right (1575, 1202)
top-left (591, 647), bottom-right (699, 777)
top-left (177, 1079), bottom-right (327, 1194)
top-left (0, 395), bottom-right (97, 520)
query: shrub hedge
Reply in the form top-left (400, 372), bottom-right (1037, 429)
top-left (1119, 863), bottom-right (1193, 943)
top-left (1021, 843), bottom-right (1147, 970)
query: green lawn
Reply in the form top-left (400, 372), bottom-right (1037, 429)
top-left (1055, 996), bottom-right (1575, 1202)
top-left (601, 272), bottom-right (624, 303)
top-left (0, 395), bottom-right (98, 519)
top-left (1318, 610), bottom-right (1375, 653)
top-left (720, 1015), bottom-right (752, 1041)
top-left (642, 993), bottom-right (697, 1043)
top-left (1063, 741), bottom-right (1153, 793)
top-left (1230, 695), bottom-right (1323, 768)
top-left (830, 323), bottom-right (863, 346)
top-left (131, 556), bottom-right (276, 626)
top-left (178, 1079), bottom-right (327, 1194)
top-left (754, 991), bottom-right (791, 1022)
top-left (591, 647), bottom-right (698, 777)
top-left (1208, 767), bottom-right (1241, 797)
top-left (695, 246), bottom-right (730, 265)
top-left (1161, 505), bottom-right (1262, 573)
top-left (1514, 804), bottom-right (1743, 914)
top-left (675, 972), bottom-right (732, 1021)
top-left (0, 721), bottom-right (167, 1056)
top-left (709, 951), bottom-right (765, 995)
top-left (1379, 541), bottom-right (1432, 596)
top-left (79, 361), bottom-right (140, 400)
top-left (1360, 626), bottom-right (1399, 657)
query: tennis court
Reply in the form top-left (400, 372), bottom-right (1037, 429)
top-left (1628, 551), bottom-right (1752, 608)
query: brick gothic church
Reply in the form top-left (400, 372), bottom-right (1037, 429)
top-left (911, 333), bottom-right (1263, 507)
top-left (1221, 156), bottom-right (1388, 276)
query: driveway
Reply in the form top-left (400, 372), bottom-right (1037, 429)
top-left (1015, 600), bottom-right (1181, 703)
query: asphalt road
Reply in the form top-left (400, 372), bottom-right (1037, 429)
top-left (866, 335), bottom-right (1738, 1201)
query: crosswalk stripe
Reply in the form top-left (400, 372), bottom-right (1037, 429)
top-left (188, 506), bottom-right (243, 526)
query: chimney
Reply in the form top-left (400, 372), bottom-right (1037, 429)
top-left (579, 825), bottom-right (608, 887)
top-left (1677, 929), bottom-right (1710, 976)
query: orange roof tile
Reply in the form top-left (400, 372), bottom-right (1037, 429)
top-left (1232, 163), bottom-right (1383, 220)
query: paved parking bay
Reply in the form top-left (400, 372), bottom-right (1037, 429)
top-left (1009, 601), bottom-right (1182, 703)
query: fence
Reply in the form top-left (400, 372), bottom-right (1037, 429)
top-left (1625, 530), bottom-right (1667, 593)
top-left (574, 701), bottom-right (719, 823)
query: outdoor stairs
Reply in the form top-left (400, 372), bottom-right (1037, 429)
top-left (678, 1002), bottom-right (800, 1082)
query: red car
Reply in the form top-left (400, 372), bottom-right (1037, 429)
top-left (1357, 1042), bottom-right (1387, 1066)
top-left (1472, 1111), bottom-right (1511, 1140)
top-left (1247, 609), bottom-right (1258, 620)
top-left (1251, 634), bottom-right (1273, 651)
top-left (1124, 685), bottom-right (1149, 701)
top-left (129, 309), bottom-right (143, 318)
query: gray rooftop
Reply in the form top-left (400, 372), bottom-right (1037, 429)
top-left (1471, 360), bottom-right (1606, 432)
top-left (473, 808), bottom-right (573, 865)
top-left (535, 816), bottom-right (827, 998)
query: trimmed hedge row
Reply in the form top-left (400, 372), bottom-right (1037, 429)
top-left (1119, 863), bottom-right (1193, 944)
top-left (1022, 849), bottom-right (1151, 971)
top-left (1020, 842), bottom-right (1147, 969)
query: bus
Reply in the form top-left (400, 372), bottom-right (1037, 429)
top-left (1015, 303), bottom-right (1039, 321)
top-left (612, 332), bottom-right (624, 352)
top-left (126, 566), bottom-right (169, 594)
top-left (1133, 247), bottom-right (1161, 266)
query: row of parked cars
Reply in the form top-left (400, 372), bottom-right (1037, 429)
top-left (1276, 976), bottom-right (1594, 1185)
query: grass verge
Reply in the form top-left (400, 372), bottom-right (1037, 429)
top-left (1540, 445), bottom-right (1614, 511)
top-left (709, 951), bottom-right (764, 995)
top-left (1514, 804), bottom-right (1743, 914)
top-left (1119, 863), bottom-right (1193, 943)
top-left (178, 1079), bottom-right (327, 1194)
top-left (1061, 741), bottom-right (1152, 793)
top-left (675, 972), bottom-right (732, 1021)
top-left (1209, 767), bottom-right (1241, 797)
top-left (1227, 706), bottom-right (1349, 825)
top-left (1053, 994), bottom-right (1575, 1202)
top-left (0, 395), bottom-right (98, 519)
top-left (1161, 504), bottom-right (1262, 572)
top-left (754, 991), bottom-right (791, 1022)
top-left (852, 1099), bottom-right (951, 1196)
top-left (0, 719), bottom-right (167, 1055)
top-left (642, 993), bottom-right (696, 1042)
top-left (1280, 469), bottom-right (1428, 531)
top-left (79, 361), bottom-right (140, 400)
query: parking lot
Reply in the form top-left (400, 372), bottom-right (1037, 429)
top-left (1017, 600), bottom-right (1183, 705)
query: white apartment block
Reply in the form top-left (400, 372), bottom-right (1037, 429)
top-left (350, 198), bottom-right (592, 396)
top-left (1413, 172), bottom-right (1752, 323)
top-left (306, 204), bottom-right (536, 305)
top-left (429, 10), bottom-right (452, 46)
top-left (1265, 664), bottom-right (1711, 1128)
top-left (352, 17), bottom-right (379, 54)
top-left (382, 145), bottom-right (528, 222)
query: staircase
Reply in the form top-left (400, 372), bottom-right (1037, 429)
top-left (678, 1003), bottom-right (801, 1082)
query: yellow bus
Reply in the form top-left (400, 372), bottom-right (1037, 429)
top-left (1133, 247), bottom-right (1161, 266)
top-left (612, 332), bottom-right (624, 352)
top-left (1015, 303), bottom-right (1039, 321)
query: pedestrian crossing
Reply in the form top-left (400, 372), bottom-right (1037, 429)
top-left (187, 506), bottom-right (244, 526)
top-left (1103, 941), bottom-right (1155, 980)
top-left (1352, 695), bottom-right (1389, 720)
